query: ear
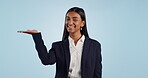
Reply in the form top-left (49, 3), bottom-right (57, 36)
top-left (81, 21), bottom-right (85, 27)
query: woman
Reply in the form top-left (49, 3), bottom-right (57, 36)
top-left (18, 7), bottom-right (102, 78)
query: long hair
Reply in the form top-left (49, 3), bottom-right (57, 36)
top-left (62, 7), bottom-right (89, 40)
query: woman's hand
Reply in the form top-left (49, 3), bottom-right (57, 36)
top-left (17, 30), bottom-right (39, 34)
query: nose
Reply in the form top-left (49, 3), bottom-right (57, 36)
top-left (68, 20), bottom-right (73, 26)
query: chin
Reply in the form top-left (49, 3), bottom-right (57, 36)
top-left (68, 31), bottom-right (74, 33)
top-left (67, 30), bottom-right (75, 34)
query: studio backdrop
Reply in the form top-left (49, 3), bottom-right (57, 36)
top-left (0, 0), bottom-right (148, 78)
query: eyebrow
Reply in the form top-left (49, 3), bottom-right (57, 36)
top-left (73, 17), bottom-right (78, 19)
top-left (66, 16), bottom-right (78, 19)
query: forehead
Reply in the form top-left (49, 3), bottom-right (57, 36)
top-left (66, 12), bottom-right (81, 18)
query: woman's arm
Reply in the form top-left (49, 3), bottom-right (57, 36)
top-left (32, 33), bottom-right (56, 65)
top-left (17, 30), bottom-right (56, 65)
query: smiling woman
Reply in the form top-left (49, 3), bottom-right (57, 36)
top-left (66, 12), bottom-right (85, 36)
top-left (17, 7), bottom-right (102, 78)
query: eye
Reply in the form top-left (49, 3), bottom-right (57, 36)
top-left (66, 17), bottom-right (70, 21)
top-left (66, 19), bottom-right (70, 21)
top-left (73, 19), bottom-right (78, 21)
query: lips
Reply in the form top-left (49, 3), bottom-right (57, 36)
top-left (67, 25), bottom-right (76, 29)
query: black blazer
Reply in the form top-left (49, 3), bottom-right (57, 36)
top-left (32, 33), bottom-right (102, 78)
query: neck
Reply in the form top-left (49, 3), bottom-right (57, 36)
top-left (69, 31), bottom-right (82, 45)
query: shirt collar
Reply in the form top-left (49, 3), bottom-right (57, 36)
top-left (68, 35), bottom-right (85, 43)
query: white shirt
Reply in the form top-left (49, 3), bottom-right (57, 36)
top-left (68, 35), bottom-right (85, 78)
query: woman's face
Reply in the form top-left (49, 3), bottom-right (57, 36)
top-left (66, 12), bottom-right (85, 34)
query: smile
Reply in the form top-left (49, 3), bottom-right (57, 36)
top-left (67, 25), bottom-right (76, 29)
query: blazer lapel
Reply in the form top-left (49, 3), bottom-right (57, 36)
top-left (81, 37), bottom-right (91, 74)
top-left (63, 39), bottom-right (70, 71)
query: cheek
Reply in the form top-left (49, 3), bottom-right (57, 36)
top-left (75, 22), bottom-right (82, 27)
top-left (65, 21), bottom-right (68, 25)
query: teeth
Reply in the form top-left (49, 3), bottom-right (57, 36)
top-left (68, 26), bottom-right (75, 28)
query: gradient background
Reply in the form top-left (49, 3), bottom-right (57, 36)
top-left (0, 0), bottom-right (148, 78)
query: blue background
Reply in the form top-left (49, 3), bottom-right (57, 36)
top-left (0, 0), bottom-right (148, 78)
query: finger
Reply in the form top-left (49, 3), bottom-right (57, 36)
top-left (17, 31), bottom-right (30, 33)
top-left (17, 31), bottom-right (25, 33)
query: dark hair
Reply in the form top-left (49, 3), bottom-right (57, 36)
top-left (62, 7), bottom-right (89, 40)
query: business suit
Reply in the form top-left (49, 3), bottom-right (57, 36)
top-left (32, 33), bottom-right (102, 78)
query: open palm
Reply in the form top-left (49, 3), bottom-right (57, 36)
top-left (17, 30), bottom-right (39, 34)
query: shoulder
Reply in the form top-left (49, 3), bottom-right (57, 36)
top-left (87, 37), bottom-right (101, 47)
top-left (52, 41), bottom-right (63, 46)
top-left (52, 38), bottom-right (68, 46)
